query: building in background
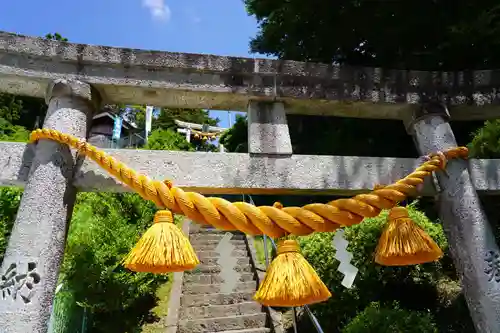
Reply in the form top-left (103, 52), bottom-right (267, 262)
top-left (88, 108), bottom-right (145, 149)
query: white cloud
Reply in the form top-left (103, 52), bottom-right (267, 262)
top-left (142, 0), bottom-right (171, 22)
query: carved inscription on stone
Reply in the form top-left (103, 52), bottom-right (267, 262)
top-left (485, 251), bottom-right (500, 283)
top-left (0, 262), bottom-right (40, 303)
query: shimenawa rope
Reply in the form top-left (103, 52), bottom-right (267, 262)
top-left (29, 128), bottom-right (468, 237)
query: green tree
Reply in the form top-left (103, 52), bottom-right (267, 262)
top-left (57, 122), bottom-right (200, 331)
top-left (0, 93), bottom-right (22, 123)
top-left (153, 108), bottom-right (218, 132)
top-left (151, 108), bottom-right (219, 152)
top-left (61, 192), bottom-right (166, 332)
top-left (58, 114), bottom-right (204, 331)
top-left (0, 30), bottom-right (59, 137)
top-left (0, 92), bottom-right (46, 140)
top-left (116, 105), bottom-right (220, 151)
top-left (468, 119), bottom-right (500, 158)
top-left (45, 32), bottom-right (68, 42)
top-left (0, 187), bottom-right (22, 263)
top-left (0, 118), bottom-right (30, 142)
top-left (219, 114), bottom-right (248, 152)
top-left (240, 1), bottom-right (489, 159)
top-left (245, 1), bottom-right (500, 71)
top-left (145, 128), bottom-right (194, 151)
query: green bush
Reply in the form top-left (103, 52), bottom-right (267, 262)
top-left (342, 302), bottom-right (438, 333)
top-left (0, 118), bottom-right (29, 142)
top-left (219, 114), bottom-right (248, 152)
top-left (468, 119), bottom-right (500, 158)
top-left (0, 174), bottom-right (182, 333)
top-left (145, 128), bottom-right (194, 151)
top-left (0, 187), bottom-right (22, 263)
top-left (298, 203), bottom-right (471, 332)
top-left (61, 192), bottom-right (170, 332)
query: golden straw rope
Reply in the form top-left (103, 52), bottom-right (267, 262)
top-left (30, 128), bottom-right (468, 238)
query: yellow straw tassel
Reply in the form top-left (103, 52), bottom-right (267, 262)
top-left (375, 207), bottom-right (443, 266)
top-left (254, 239), bottom-right (332, 307)
top-left (124, 210), bottom-right (200, 273)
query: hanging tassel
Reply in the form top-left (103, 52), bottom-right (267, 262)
top-left (124, 210), bottom-right (199, 273)
top-left (375, 206), bottom-right (443, 266)
top-left (253, 239), bottom-right (331, 307)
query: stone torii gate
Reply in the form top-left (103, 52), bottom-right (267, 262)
top-left (174, 119), bottom-right (228, 151)
top-left (0, 31), bottom-right (500, 332)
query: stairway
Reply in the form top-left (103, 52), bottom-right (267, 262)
top-left (177, 223), bottom-right (271, 333)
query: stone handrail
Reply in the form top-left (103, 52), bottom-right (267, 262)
top-left (2, 31), bottom-right (500, 120)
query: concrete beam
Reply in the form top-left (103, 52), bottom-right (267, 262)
top-left (2, 141), bottom-right (500, 196)
top-left (2, 31), bottom-right (500, 120)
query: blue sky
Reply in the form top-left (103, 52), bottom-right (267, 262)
top-left (0, 0), bottom-right (267, 128)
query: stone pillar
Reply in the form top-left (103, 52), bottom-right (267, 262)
top-left (406, 102), bottom-right (500, 333)
top-left (247, 101), bottom-right (292, 155)
top-left (0, 79), bottom-right (99, 333)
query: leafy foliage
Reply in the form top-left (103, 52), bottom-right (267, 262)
top-left (45, 32), bottom-right (68, 42)
top-left (219, 114), bottom-right (248, 153)
top-left (0, 92), bottom-right (45, 142)
top-left (342, 302), bottom-right (438, 333)
top-left (245, 0), bottom-right (500, 71)
top-left (145, 129), bottom-right (194, 151)
top-left (57, 114), bottom-right (203, 331)
top-left (153, 108), bottom-right (218, 132)
top-left (468, 119), bottom-right (500, 158)
top-left (0, 93), bottom-right (23, 123)
top-left (219, 112), bottom-right (482, 158)
top-left (121, 105), bottom-right (219, 151)
top-left (0, 118), bottom-right (30, 142)
top-left (0, 187), bottom-right (22, 263)
top-left (152, 108), bottom-right (220, 152)
top-left (298, 204), bottom-right (473, 332)
top-left (62, 192), bottom-right (168, 332)
top-left (240, 1), bottom-right (487, 160)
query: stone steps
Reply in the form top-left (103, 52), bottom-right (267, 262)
top-left (192, 241), bottom-right (247, 252)
top-left (180, 301), bottom-right (262, 320)
top-left (196, 249), bottom-right (249, 259)
top-left (183, 281), bottom-right (258, 295)
top-left (176, 222), bottom-right (270, 333)
top-left (215, 329), bottom-right (271, 333)
top-left (193, 242), bottom-right (248, 252)
top-left (177, 313), bottom-right (267, 333)
top-left (199, 256), bottom-right (251, 266)
top-left (181, 291), bottom-right (256, 307)
top-left (189, 224), bottom-right (240, 233)
top-left (185, 264), bottom-right (253, 275)
top-left (190, 233), bottom-right (246, 242)
top-left (183, 273), bottom-right (256, 285)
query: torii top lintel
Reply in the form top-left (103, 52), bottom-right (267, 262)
top-left (1, 31), bottom-right (500, 120)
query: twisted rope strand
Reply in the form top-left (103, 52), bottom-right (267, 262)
top-left (30, 129), bottom-right (469, 238)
